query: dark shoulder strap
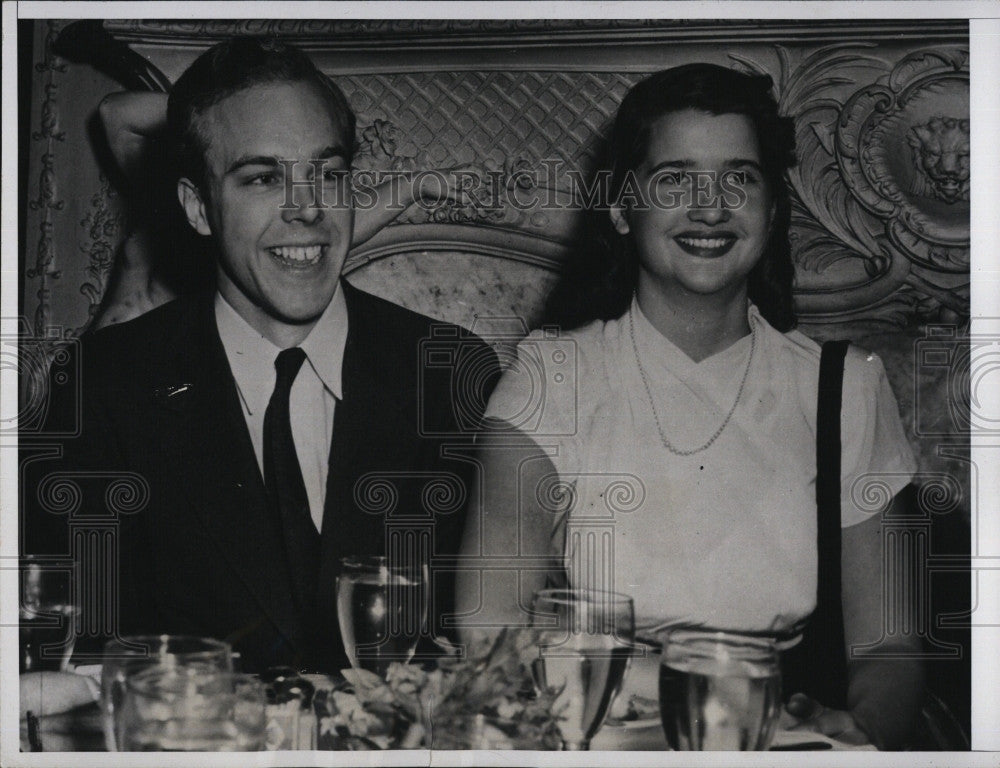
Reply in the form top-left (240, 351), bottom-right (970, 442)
top-left (781, 339), bottom-right (851, 707)
top-left (816, 340), bottom-right (850, 612)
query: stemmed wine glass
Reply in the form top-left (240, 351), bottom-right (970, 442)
top-left (658, 629), bottom-right (782, 751)
top-left (336, 555), bottom-right (428, 676)
top-left (530, 588), bottom-right (635, 750)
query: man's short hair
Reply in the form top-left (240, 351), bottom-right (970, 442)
top-left (166, 36), bottom-right (356, 191)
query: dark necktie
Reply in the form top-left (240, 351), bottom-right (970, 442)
top-left (263, 347), bottom-right (321, 612)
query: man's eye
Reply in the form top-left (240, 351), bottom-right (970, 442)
top-left (248, 172), bottom-right (280, 186)
top-left (323, 168), bottom-right (349, 182)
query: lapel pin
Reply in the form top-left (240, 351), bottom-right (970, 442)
top-left (153, 383), bottom-right (195, 404)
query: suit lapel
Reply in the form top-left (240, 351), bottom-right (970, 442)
top-left (321, 282), bottom-right (411, 560)
top-left (152, 296), bottom-right (305, 656)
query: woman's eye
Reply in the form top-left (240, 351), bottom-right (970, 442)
top-left (721, 170), bottom-right (757, 188)
top-left (732, 170), bottom-right (761, 186)
top-left (656, 171), bottom-right (690, 187)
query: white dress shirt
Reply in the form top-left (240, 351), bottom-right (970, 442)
top-left (215, 288), bottom-right (348, 532)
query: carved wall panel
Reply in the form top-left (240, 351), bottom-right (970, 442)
top-left (19, 20), bottom-right (970, 459)
top-left (336, 47), bottom-right (970, 336)
top-left (22, 19), bottom-right (969, 340)
top-left (22, 20), bottom-right (127, 339)
top-left (17, 18), bottom-right (973, 524)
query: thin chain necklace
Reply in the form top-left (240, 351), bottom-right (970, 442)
top-left (628, 302), bottom-right (756, 457)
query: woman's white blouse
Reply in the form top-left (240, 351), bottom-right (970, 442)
top-left (484, 298), bottom-right (917, 635)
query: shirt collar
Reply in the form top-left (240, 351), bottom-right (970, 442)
top-left (300, 285), bottom-right (347, 400)
top-left (215, 285), bottom-right (347, 416)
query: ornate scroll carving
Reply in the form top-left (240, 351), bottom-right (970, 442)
top-left (732, 44), bottom-right (969, 328)
top-left (837, 49), bottom-right (969, 283)
top-left (26, 21), bottom-right (67, 337)
top-left (77, 175), bottom-right (124, 334)
top-left (353, 118), bottom-right (534, 227)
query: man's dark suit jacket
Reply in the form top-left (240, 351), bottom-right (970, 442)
top-left (24, 281), bottom-right (499, 673)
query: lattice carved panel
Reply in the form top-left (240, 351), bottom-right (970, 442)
top-left (343, 71), bottom-right (635, 175)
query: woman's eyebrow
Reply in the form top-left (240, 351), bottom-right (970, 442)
top-left (647, 159), bottom-right (695, 174)
top-left (726, 158), bottom-right (764, 172)
top-left (647, 158), bottom-right (764, 174)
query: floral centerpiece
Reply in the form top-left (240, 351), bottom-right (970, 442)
top-left (315, 628), bottom-right (562, 750)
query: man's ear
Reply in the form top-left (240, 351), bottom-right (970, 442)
top-left (610, 204), bottom-right (630, 236)
top-left (177, 178), bottom-right (212, 236)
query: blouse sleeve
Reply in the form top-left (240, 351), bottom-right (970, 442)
top-left (840, 348), bottom-right (918, 527)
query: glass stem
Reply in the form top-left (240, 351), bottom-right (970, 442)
top-left (562, 740), bottom-right (590, 750)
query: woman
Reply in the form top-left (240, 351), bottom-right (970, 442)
top-left (457, 64), bottom-right (923, 748)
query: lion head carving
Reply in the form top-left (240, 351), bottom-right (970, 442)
top-left (907, 116), bottom-right (970, 204)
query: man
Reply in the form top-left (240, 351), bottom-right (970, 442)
top-left (24, 37), bottom-right (497, 674)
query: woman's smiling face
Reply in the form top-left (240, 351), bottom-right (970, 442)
top-left (612, 109), bottom-right (775, 305)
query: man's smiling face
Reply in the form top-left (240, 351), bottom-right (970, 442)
top-left (182, 79), bottom-right (354, 344)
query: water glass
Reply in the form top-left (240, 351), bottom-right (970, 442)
top-left (19, 556), bottom-right (78, 672)
top-left (530, 588), bottom-right (635, 750)
top-left (336, 555), bottom-right (427, 676)
top-left (117, 666), bottom-right (266, 751)
top-left (658, 629), bottom-right (781, 751)
top-left (101, 635), bottom-right (232, 751)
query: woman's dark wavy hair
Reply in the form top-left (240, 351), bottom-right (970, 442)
top-left (166, 36), bottom-right (356, 194)
top-left (545, 63), bottom-right (798, 332)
